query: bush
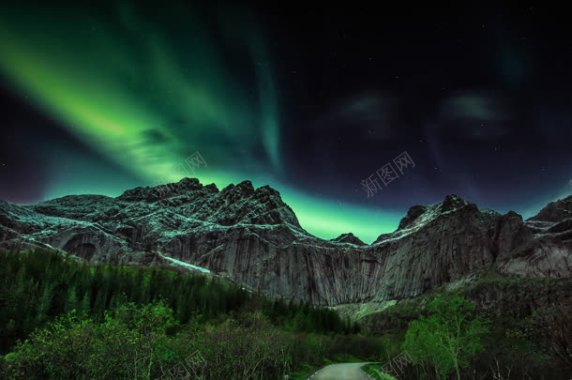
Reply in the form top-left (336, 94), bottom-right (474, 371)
top-left (402, 295), bottom-right (489, 380)
top-left (2, 302), bottom-right (184, 379)
top-left (2, 302), bottom-right (385, 380)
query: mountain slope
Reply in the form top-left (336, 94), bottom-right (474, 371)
top-left (1, 179), bottom-right (571, 305)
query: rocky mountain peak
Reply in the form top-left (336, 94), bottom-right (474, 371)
top-left (117, 177), bottom-right (213, 202)
top-left (395, 194), bottom-right (473, 233)
top-left (177, 177), bottom-right (205, 190)
top-left (1, 181), bottom-right (571, 306)
top-left (221, 180), bottom-right (256, 200)
top-left (440, 194), bottom-right (469, 212)
top-left (530, 195), bottom-right (572, 222)
top-left (216, 180), bottom-right (300, 227)
top-left (222, 180), bottom-right (254, 192)
top-left (331, 233), bottom-right (366, 246)
top-left (398, 205), bottom-right (427, 230)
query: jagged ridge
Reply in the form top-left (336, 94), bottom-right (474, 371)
top-left (0, 179), bottom-right (571, 305)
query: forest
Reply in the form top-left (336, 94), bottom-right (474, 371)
top-left (0, 250), bottom-right (383, 379)
top-left (0, 250), bottom-right (570, 379)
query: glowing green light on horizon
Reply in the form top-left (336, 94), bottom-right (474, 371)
top-left (0, 4), bottom-right (401, 243)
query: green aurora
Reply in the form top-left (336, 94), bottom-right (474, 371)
top-left (0, 3), bottom-right (402, 242)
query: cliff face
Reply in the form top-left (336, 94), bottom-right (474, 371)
top-left (1, 179), bottom-right (571, 305)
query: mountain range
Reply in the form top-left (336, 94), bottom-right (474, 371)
top-left (1, 178), bottom-right (571, 306)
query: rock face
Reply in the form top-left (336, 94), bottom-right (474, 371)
top-left (530, 196), bottom-right (572, 223)
top-left (331, 233), bottom-right (366, 246)
top-left (1, 179), bottom-right (571, 305)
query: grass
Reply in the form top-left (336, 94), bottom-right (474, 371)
top-left (362, 363), bottom-right (398, 380)
top-left (289, 363), bottom-right (318, 380)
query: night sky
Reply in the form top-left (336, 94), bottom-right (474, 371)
top-left (1, 1), bottom-right (572, 242)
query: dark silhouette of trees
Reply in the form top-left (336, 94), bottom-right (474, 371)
top-left (0, 250), bottom-right (351, 353)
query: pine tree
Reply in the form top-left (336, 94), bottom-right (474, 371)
top-left (36, 286), bottom-right (54, 324)
top-left (78, 291), bottom-right (91, 319)
top-left (65, 286), bottom-right (79, 314)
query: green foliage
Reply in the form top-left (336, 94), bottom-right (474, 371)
top-left (0, 250), bottom-right (351, 353)
top-left (361, 273), bottom-right (572, 379)
top-left (362, 363), bottom-right (398, 380)
top-left (1, 303), bottom-right (384, 380)
top-left (3, 303), bottom-right (187, 379)
top-left (402, 295), bottom-right (489, 380)
top-left (0, 250), bottom-right (385, 378)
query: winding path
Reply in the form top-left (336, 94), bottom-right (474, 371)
top-left (308, 362), bottom-right (374, 380)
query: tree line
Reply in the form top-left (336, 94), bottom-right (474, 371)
top-left (0, 249), bottom-right (356, 354)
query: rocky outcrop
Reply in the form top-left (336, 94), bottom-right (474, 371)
top-left (530, 195), bottom-right (572, 223)
top-left (493, 196), bottom-right (572, 278)
top-left (370, 196), bottom-right (498, 300)
top-left (0, 179), bottom-right (571, 305)
top-left (331, 233), bottom-right (366, 246)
